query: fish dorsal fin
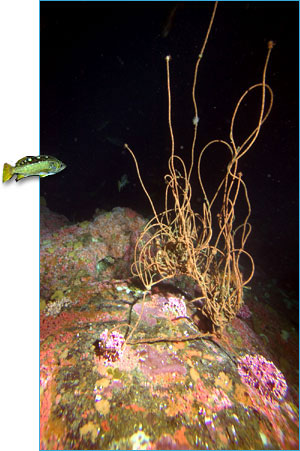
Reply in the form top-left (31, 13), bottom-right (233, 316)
top-left (16, 156), bottom-right (37, 166)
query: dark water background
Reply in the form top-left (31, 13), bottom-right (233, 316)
top-left (40, 1), bottom-right (299, 294)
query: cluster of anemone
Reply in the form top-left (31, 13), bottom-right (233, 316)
top-left (98, 329), bottom-right (125, 364)
top-left (236, 303), bottom-right (252, 320)
top-left (237, 354), bottom-right (288, 404)
top-left (162, 296), bottom-right (187, 319)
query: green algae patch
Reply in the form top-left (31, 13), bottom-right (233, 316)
top-left (50, 290), bottom-right (65, 301)
top-left (107, 367), bottom-right (123, 380)
top-left (73, 241), bottom-right (83, 250)
top-left (79, 221), bottom-right (90, 229)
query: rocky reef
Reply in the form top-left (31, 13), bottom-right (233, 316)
top-left (40, 206), bottom-right (298, 450)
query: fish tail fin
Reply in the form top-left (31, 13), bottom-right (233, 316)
top-left (2, 163), bottom-right (14, 182)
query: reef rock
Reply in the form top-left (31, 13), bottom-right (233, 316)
top-left (40, 207), bottom-right (298, 450)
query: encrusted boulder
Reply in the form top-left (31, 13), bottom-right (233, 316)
top-left (40, 207), bottom-right (299, 450)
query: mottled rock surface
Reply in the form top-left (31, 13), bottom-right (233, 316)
top-left (40, 207), bottom-right (298, 450)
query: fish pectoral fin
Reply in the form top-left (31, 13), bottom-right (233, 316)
top-left (16, 174), bottom-right (27, 181)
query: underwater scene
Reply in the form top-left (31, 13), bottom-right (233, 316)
top-left (40, 2), bottom-right (298, 450)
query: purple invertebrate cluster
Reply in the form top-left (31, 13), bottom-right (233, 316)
top-left (162, 296), bottom-right (187, 318)
top-left (236, 303), bottom-right (252, 319)
top-left (237, 354), bottom-right (288, 403)
top-left (98, 329), bottom-right (125, 364)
